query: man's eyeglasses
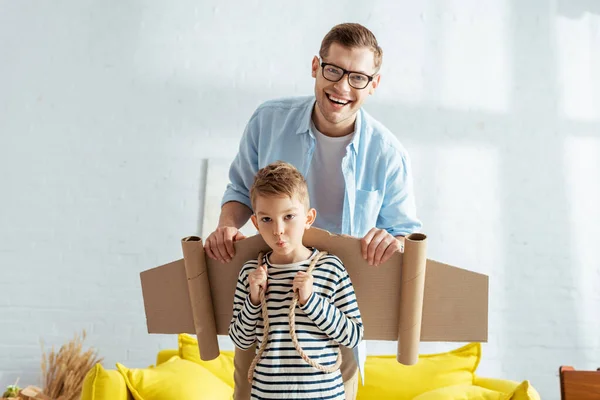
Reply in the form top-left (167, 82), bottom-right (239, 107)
top-left (320, 61), bottom-right (375, 90)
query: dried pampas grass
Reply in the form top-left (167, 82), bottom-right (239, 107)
top-left (40, 330), bottom-right (102, 400)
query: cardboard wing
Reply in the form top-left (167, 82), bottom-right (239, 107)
top-left (140, 228), bottom-right (488, 365)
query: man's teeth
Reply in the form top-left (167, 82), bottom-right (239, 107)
top-left (328, 95), bottom-right (349, 105)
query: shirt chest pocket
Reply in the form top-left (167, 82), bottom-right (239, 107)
top-left (354, 189), bottom-right (383, 236)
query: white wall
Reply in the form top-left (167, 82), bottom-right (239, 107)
top-left (1, 1), bottom-right (599, 398)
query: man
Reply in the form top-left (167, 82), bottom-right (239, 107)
top-left (204, 23), bottom-right (422, 400)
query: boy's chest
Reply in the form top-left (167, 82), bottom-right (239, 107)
top-left (266, 270), bottom-right (336, 300)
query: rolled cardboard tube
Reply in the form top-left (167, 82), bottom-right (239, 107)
top-left (397, 233), bottom-right (427, 365)
top-left (181, 236), bottom-right (220, 361)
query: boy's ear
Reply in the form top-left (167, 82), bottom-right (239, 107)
top-left (305, 208), bottom-right (317, 228)
top-left (251, 214), bottom-right (259, 230)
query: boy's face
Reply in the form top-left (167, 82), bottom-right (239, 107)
top-left (251, 194), bottom-right (316, 262)
top-left (311, 42), bottom-right (381, 128)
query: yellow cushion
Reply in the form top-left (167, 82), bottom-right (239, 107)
top-left (474, 376), bottom-right (522, 393)
top-left (116, 355), bottom-right (233, 400)
top-left (356, 342), bottom-right (481, 400)
top-left (510, 380), bottom-right (540, 400)
top-left (413, 384), bottom-right (508, 400)
top-left (178, 333), bottom-right (235, 388)
top-left (156, 349), bottom-right (178, 366)
top-left (475, 376), bottom-right (540, 400)
top-left (81, 363), bottom-right (131, 400)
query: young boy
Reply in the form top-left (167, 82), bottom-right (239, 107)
top-left (229, 161), bottom-right (364, 400)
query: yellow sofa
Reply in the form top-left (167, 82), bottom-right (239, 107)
top-left (81, 334), bottom-right (540, 400)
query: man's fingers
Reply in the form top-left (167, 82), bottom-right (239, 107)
top-left (224, 235), bottom-right (235, 260)
top-left (204, 227), bottom-right (243, 263)
top-left (204, 237), bottom-right (217, 260)
top-left (361, 228), bottom-right (378, 260)
top-left (224, 227), bottom-right (246, 259)
top-left (367, 229), bottom-right (388, 265)
top-left (234, 231), bottom-right (247, 241)
top-left (379, 243), bottom-right (399, 265)
top-left (214, 232), bottom-right (231, 262)
top-left (374, 237), bottom-right (396, 266)
top-left (205, 231), bottom-right (223, 261)
top-left (214, 245), bottom-right (229, 263)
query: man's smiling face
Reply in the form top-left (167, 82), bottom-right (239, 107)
top-left (311, 42), bottom-right (380, 135)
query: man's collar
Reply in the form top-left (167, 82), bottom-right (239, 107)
top-left (295, 98), bottom-right (315, 135)
top-left (349, 110), bottom-right (362, 154)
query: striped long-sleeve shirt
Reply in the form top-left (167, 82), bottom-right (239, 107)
top-left (229, 248), bottom-right (364, 400)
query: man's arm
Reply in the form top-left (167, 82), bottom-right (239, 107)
top-left (219, 201), bottom-right (253, 230)
top-left (204, 109), bottom-right (261, 262)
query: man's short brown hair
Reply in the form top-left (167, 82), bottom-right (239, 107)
top-left (250, 161), bottom-right (310, 211)
top-left (319, 23), bottom-right (383, 71)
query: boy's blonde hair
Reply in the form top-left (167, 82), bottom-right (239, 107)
top-left (250, 161), bottom-right (310, 211)
top-left (319, 23), bottom-right (383, 71)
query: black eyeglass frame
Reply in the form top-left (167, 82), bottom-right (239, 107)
top-left (319, 61), bottom-right (376, 89)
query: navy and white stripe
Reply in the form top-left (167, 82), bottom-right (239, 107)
top-left (229, 248), bottom-right (364, 400)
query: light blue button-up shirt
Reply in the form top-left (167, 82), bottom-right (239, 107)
top-left (222, 96), bottom-right (422, 238)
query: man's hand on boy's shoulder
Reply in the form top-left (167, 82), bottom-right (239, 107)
top-left (361, 228), bottom-right (405, 267)
top-left (204, 226), bottom-right (247, 263)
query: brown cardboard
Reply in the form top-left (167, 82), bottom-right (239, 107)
top-left (398, 233), bottom-right (427, 364)
top-left (140, 227), bottom-right (488, 365)
top-left (181, 237), bottom-right (219, 360)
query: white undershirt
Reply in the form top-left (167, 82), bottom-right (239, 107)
top-left (307, 120), bottom-right (354, 234)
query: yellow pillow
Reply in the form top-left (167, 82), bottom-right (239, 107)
top-left (474, 376), bottom-right (521, 393)
top-left (413, 384), bottom-right (508, 400)
top-left (81, 363), bottom-right (131, 400)
top-left (474, 376), bottom-right (540, 400)
top-left (510, 380), bottom-right (541, 400)
top-left (356, 342), bottom-right (481, 400)
top-left (156, 349), bottom-right (178, 366)
top-left (178, 333), bottom-right (235, 388)
top-left (116, 355), bottom-right (233, 400)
